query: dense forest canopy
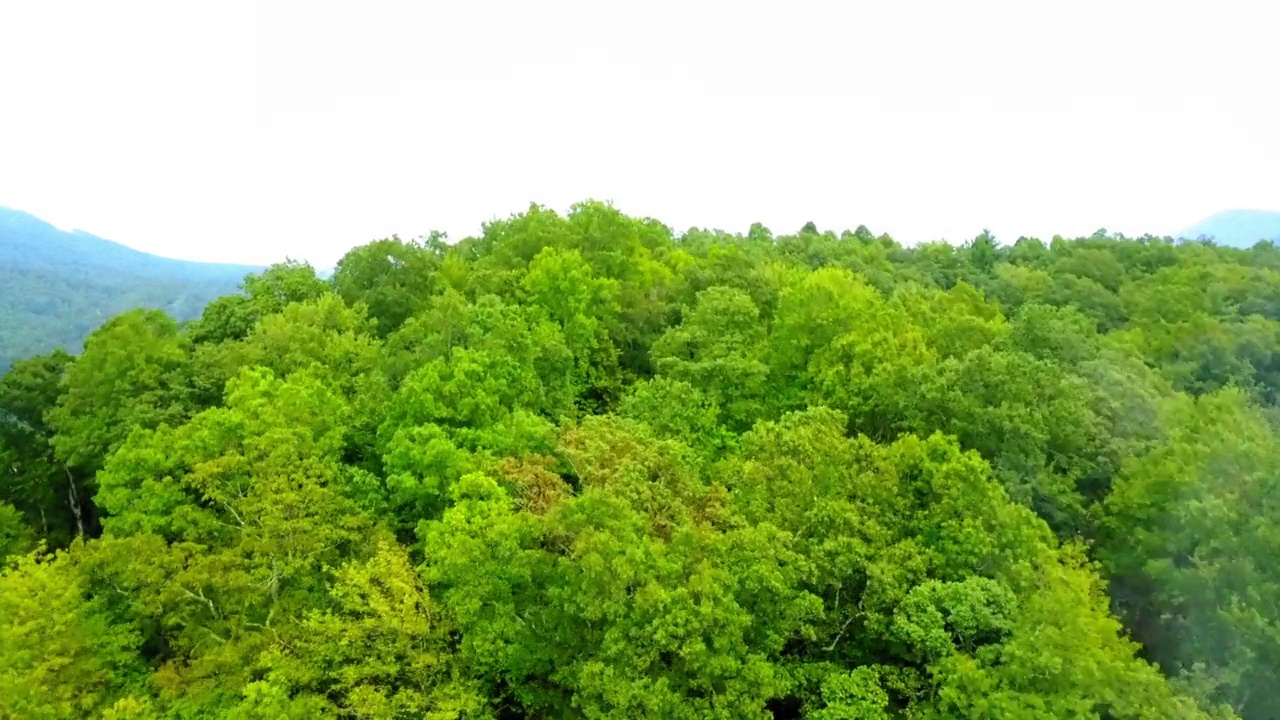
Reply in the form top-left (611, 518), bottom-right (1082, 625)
top-left (3, 200), bottom-right (1280, 719)
top-left (0, 207), bottom-right (261, 369)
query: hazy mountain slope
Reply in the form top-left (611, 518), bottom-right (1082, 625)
top-left (0, 207), bottom-right (262, 368)
top-left (1179, 209), bottom-right (1280, 248)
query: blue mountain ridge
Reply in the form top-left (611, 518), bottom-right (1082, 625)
top-left (0, 206), bottom-right (264, 368)
top-left (1178, 209), bottom-right (1280, 249)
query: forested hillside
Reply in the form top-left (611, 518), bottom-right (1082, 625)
top-left (3, 201), bottom-right (1279, 719)
top-left (0, 207), bottom-right (261, 369)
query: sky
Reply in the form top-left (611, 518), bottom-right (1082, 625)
top-left (1, 0), bottom-right (1276, 267)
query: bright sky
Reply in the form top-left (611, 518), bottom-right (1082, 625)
top-left (1, 0), bottom-right (1276, 266)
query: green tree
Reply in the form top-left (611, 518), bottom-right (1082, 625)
top-left (1101, 389), bottom-right (1280, 718)
top-left (0, 350), bottom-right (86, 544)
top-left (331, 234), bottom-right (446, 337)
top-left (190, 260), bottom-right (329, 344)
top-left (520, 246), bottom-right (623, 409)
top-left (48, 310), bottom-right (193, 478)
top-left (651, 286), bottom-right (770, 432)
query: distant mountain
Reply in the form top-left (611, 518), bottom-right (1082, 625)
top-left (1178, 210), bottom-right (1280, 248)
top-left (0, 207), bottom-right (263, 369)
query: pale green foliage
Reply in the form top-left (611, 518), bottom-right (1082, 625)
top-left (0, 542), bottom-right (150, 719)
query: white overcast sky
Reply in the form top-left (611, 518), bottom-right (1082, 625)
top-left (1, 0), bottom-right (1276, 266)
